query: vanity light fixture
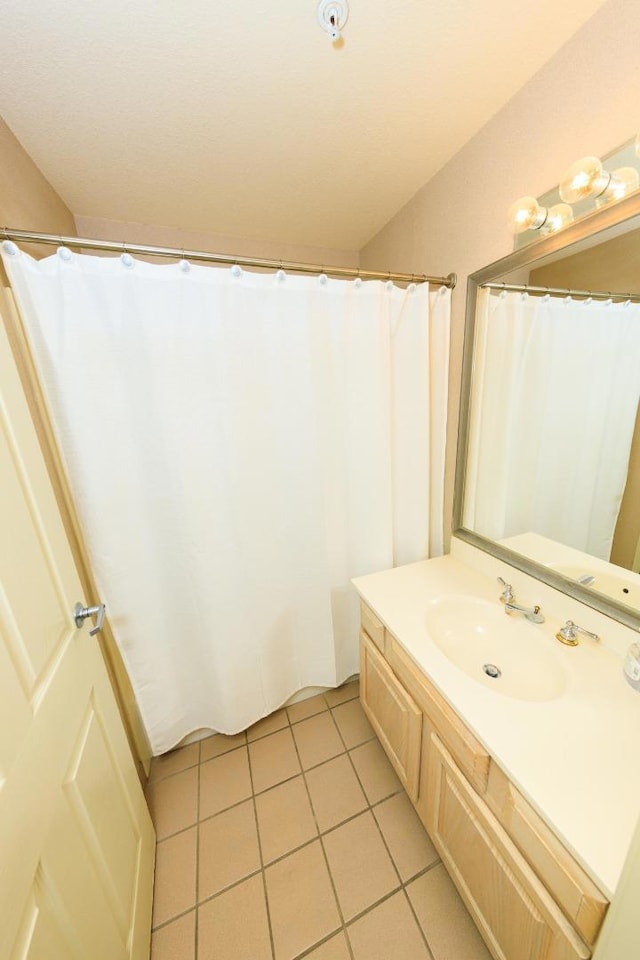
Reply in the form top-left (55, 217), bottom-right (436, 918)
top-left (508, 197), bottom-right (573, 235)
top-left (508, 196), bottom-right (548, 234)
top-left (559, 155), bottom-right (611, 203)
top-left (597, 166), bottom-right (640, 205)
top-left (509, 137), bottom-right (640, 240)
top-left (545, 202), bottom-right (574, 232)
top-left (317, 0), bottom-right (348, 43)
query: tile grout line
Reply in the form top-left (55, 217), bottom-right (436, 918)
top-left (246, 736), bottom-right (277, 960)
top-left (289, 710), bottom-right (356, 960)
top-left (335, 713), bottom-right (441, 959)
top-left (148, 684), bottom-right (366, 946)
top-left (149, 690), bottom-right (447, 958)
top-left (147, 683), bottom-right (360, 786)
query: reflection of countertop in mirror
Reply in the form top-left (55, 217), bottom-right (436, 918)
top-left (501, 531), bottom-right (640, 611)
top-left (352, 553), bottom-right (640, 898)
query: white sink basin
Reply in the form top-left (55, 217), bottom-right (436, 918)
top-left (426, 596), bottom-right (567, 701)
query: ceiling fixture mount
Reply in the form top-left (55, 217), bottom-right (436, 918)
top-left (317, 0), bottom-right (348, 43)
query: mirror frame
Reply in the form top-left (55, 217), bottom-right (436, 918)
top-left (453, 190), bottom-right (640, 632)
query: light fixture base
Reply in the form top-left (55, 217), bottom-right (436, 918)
top-left (317, 0), bottom-right (349, 42)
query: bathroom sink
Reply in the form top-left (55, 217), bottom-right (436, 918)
top-left (548, 562), bottom-right (640, 608)
top-left (425, 596), bottom-right (567, 701)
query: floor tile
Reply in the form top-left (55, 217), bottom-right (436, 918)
top-left (292, 711), bottom-right (344, 770)
top-left (255, 775), bottom-right (317, 864)
top-left (199, 748), bottom-right (252, 820)
top-left (306, 755), bottom-right (368, 832)
top-left (305, 931), bottom-right (352, 959)
top-left (350, 738), bottom-right (401, 804)
top-left (200, 731), bottom-right (247, 762)
top-left (199, 799), bottom-right (261, 900)
top-left (407, 864), bottom-right (492, 960)
top-left (265, 840), bottom-right (341, 960)
top-left (347, 890), bottom-right (433, 960)
top-left (287, 693), bottom-right (328, 724)
top-left (249, 727), bottom-right (301, 793)
top-left (149, 743), bottom-right (200, 783)
top-left (332, 699), bottom-right (375, 749)
top-left (152, 827), bottom-right (197, 928)
top-left (324, 679), bottom-right (359, 708)
top-left (247, 708), bottom-right (289, 742)
top-left (373, 793), bottom-right (439, 882)
top-left (151, 910), bottom-right (195, 960)
top-left (322, 811), bottom-right (399, 921)
top-left (146, 766), bottom-right (198, 840)
top-left (197, 873), bottom-right (272, 960)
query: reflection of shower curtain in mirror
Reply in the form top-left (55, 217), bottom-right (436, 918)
top-left (3, 247), bottom-right (450, 754)
top-left (464, 289), bottom-right (640, 561)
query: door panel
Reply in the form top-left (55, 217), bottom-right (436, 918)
top-left (0, 314), bottom-right (155, 960)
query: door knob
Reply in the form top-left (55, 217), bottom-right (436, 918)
top-left (74, 602), bottom-right (106, 636)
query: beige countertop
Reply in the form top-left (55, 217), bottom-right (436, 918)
top-left (352, 553), bottom-right (640, 899)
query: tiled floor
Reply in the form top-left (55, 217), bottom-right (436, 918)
top-left (147, 680), bottom-right (491, 960)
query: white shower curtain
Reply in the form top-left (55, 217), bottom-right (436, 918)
top-left (464, 288), bottom-right (640, 560)
top-left (3, 246), bottom-right (450, 754)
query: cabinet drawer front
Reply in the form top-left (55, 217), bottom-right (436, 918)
top-left (360, 632), bottom-right (422, 801)
top-left (486, 765), bottom-right (608, 947)
top-left (388, 634), bottom-right (490, 794)
top-left (427, 734), bottom-right (590, 960)
top-left (360, 602), bottom-right (385, 653)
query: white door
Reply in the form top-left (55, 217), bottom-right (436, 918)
top-left (0, 313), bottom-right (155, 960)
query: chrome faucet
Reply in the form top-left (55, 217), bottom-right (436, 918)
top-left (504, 601), bottom-right (545, 624)
top-left (497, 577), bottom-right (544, 622)
top-left (497, 577), bottom-right (515, 604)
top-left (555, 620), bottom-right (600, 646)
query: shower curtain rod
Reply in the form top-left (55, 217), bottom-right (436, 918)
top-left (482, 280), bottom-right (640, 304)
top-left (2, 227), bottom-right (457, 289)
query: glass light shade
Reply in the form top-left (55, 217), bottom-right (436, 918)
top-left (545, 203), bottom-right (573, 232)
top-left (601, 166), bottom-right (640, 203)
top-left (559, 156), bottom-right (610, 203)
top-left (508, 196), bottom-right (547, 234)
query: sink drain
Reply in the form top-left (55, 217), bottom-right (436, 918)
top-left (483, 663), bottom-right (502, 679)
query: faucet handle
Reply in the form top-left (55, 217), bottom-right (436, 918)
top-left (497, 577), bottom-right (514, 603)
top-left (556, 620), bottom-right (600, 646)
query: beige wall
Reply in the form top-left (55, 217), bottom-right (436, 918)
top-left (360, 0), bottom-right (640, 546)
top-left (0, 115), bottom-right (76, 252)
top-left (75, 216), bottom-right (359, 271)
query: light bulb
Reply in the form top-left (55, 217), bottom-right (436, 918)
top-left (559, 156), bottom-right (610, 203)
top-left (597, 166), bottom-right (640, 205)
top-left (545, 203), bottom-right (573, 233)
top-left (508, 196), bottom-right (548, 234)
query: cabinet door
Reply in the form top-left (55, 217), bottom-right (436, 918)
top-left (360, 631), bottom-right (422, 801)
top-left (426, 734), bottom-right (590, 960)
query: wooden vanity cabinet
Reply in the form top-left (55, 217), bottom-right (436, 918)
top-left (358, 602), bottom-right (608, 960)
top-left (428, 734), bottom-right (589, 960)
top-left (359, 630), bottom-right (422, 800)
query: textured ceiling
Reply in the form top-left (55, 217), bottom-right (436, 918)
top-left (0, 0), bottom-right (607, 250)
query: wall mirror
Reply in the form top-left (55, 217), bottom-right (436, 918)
top-left (454, 186), bottom-right (640, 630)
